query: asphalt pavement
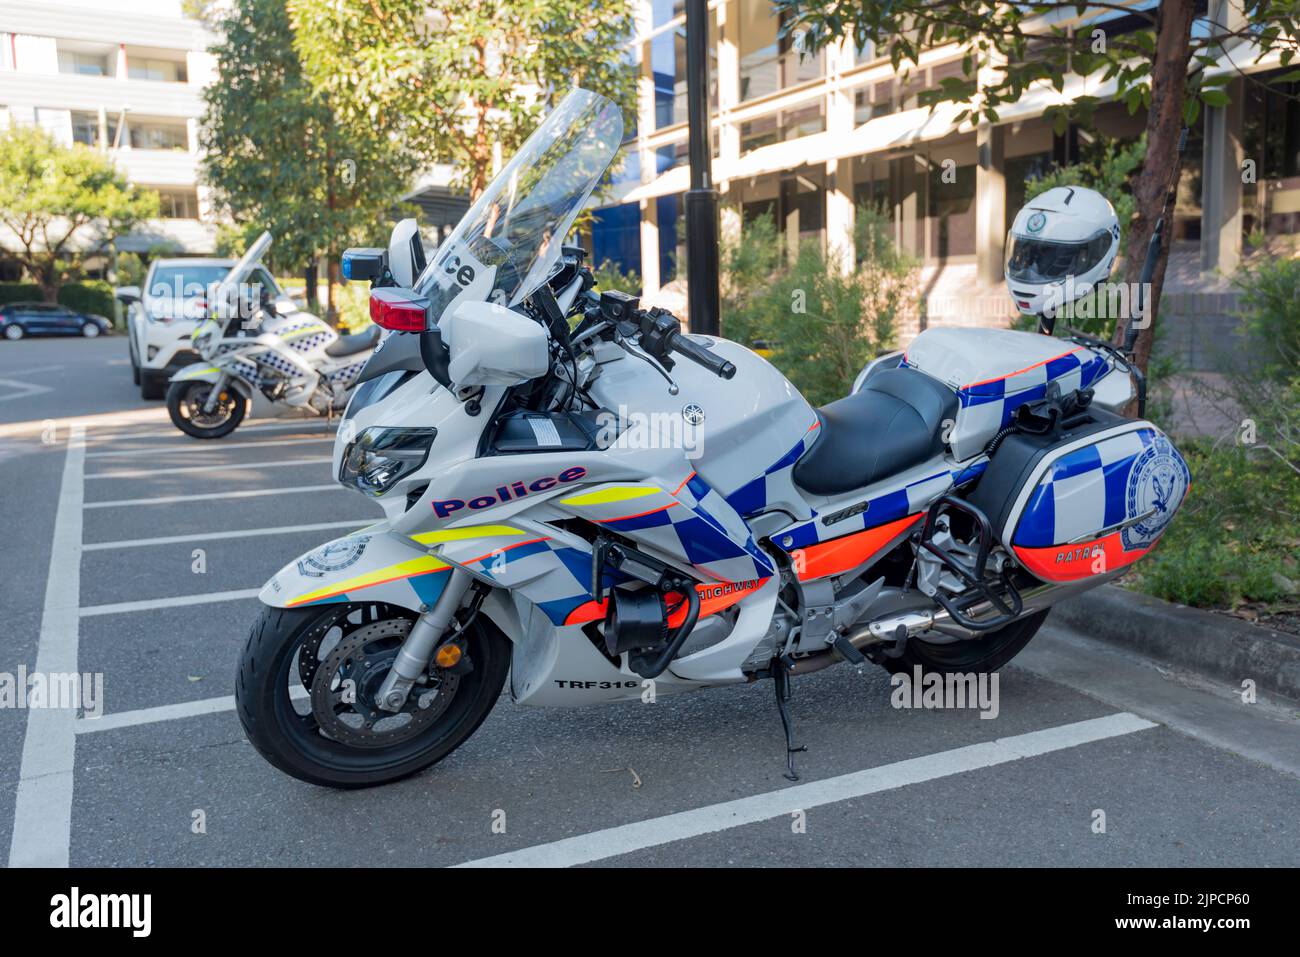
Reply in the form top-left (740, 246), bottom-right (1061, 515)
top-left (2, 336), bottom-right (1297, 867)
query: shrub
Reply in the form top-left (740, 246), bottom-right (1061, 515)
top-left (0, 282), bottom-right (43, 306)
top-left (58, 281), bottom-right (115, 319)
top-left (719, 207), bottom-right (915, 406)
top-left (590, 259), bottom-right (640, 298)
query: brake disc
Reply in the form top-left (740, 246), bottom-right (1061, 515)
top-left (309, 619), bottom-right (460, 749)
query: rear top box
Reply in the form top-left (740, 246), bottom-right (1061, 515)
top-left (968, 415), bottom-right (1191, 583)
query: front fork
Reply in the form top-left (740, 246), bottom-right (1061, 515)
top-left (201, 372), bottom-right (230, 414)
top-left (374, 569), bottom-right (474, 712)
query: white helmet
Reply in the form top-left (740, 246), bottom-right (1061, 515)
top-left (1005, 186), bottom-right (1120, 319)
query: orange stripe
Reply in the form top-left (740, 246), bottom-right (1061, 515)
top-left (671, 471), bottom-right (696, 495)
top-left (561, 578), bottom-right (769, 628)
top-left (793, 513), bottom-right (923, 581)
top-left (462, 536), bottom-right (550, 566)
top-left (1013, 529), bottom-right (1151, 583)
top-left (962, 346), bottom-right (1085, 389)
top-left (593, 502), bottom-right (680, 523)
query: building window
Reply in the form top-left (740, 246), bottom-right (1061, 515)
top-left (926, 161), bottom-right (976, 259)
top-left (738, 6), bottom-right (823, 102)
top-left (58, 50), bottom-right (110, 77)
top-left (652, 18), bottom-right (717, 129)
top-left (590, 202), bottom-right (642, 280)
top-left (128, 57), bottom-right (187, 83)
top-left (155, 188), bottom-right (199, 219)
top-left (741, 101), bottom-right (825, 154)
top-left (128, 120), bottom-right (189, 151)
top-left (70, 111), bottom-right (101, 147)
top-left (657, 193), bottom-right (682, 282)
top-left (1242, 70), bottom-right (1300, 243)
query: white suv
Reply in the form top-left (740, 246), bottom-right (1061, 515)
top-left (125, 257), bottom-right (295, 399)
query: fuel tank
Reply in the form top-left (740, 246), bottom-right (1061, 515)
top-left (586, 336), bottom-right (818, 517)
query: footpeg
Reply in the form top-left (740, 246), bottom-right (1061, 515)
top-left (830, 633), bottom-right (868, 672)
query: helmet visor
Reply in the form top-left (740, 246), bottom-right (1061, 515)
top-left (1005, 229), bottom-right (1113, 284)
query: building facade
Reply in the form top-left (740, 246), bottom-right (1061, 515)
top-left (591, 0), bottom-right (1299, 348)
top-left (0, 0), bottom-right (217, 272)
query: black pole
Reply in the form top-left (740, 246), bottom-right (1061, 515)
top-left (684, 0), bottom-right (720, 337)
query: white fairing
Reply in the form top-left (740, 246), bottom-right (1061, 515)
top-left (586, 337), bottom-right (818, 518)
top-left (445, 300), bottom-right (550, 387)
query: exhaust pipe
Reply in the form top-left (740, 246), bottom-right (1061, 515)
top-left (784, 574), bottom-right (1114, 676)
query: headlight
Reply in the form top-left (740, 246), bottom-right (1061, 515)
top-left (339, 427), bottom-right (437, 497)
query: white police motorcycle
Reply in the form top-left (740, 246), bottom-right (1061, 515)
top-left (166, 232), bottom-right (380, 439)
top-left (236, 89), bottom-right (1189, 787)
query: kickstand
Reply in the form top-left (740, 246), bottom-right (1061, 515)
top-left (772, 662), bottom-right (807, 782)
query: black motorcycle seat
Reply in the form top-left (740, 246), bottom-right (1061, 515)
top-left (325, 324), bottom-right (381, 358)
top-left (793, 367), bottom-right (959, 497)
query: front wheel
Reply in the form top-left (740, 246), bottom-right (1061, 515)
top-left (81, 322), bottom-right (101, 338)
top-left (166, 379), bottom-right (246, 438)
top-left (235, 602), bottom-right (510, 788)
top-left (881, 609), bottom-right (1050, 677)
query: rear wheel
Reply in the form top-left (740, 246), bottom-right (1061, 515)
top-left (3, 324), bottom-right (23, 341)
top-left (881, 609), bottom-right (1050, 677)
top-left (236, 602), bottom-right (510, 788)
top-left (166, 379), bottom-right (245, 438)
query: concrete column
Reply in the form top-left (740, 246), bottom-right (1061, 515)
top-left (640, 196), bottom-right (660, 296)
top-left (1201, 77), bottom-right (1245, 275)
top-left (976, 122), bottom-right (1007, 285)
top-left (896, 157), bottom-right (921, 257)
top-left (824, 38), bottom-right (856, 272)
top-left (716, 0), bottom-right (740, 169)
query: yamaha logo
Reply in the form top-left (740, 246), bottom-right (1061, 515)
top-left (682, 403), bottom-right (705, 426)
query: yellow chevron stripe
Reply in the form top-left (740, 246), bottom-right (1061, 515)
top-left (560, 485), bottom-right (662, 506)
top-left (287, 554), bottom-right (449, 606)
top-left (409, 525), bottom-right (525, 545)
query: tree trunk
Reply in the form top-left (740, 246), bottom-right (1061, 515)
top-left (304, 261), bottom-right (319, 312)
top-left (1113, 0), bottom-right (1196, 375)
top-left (326, 257), bottom-right (340, 326)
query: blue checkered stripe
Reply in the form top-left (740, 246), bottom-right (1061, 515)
top-left (724, 426), bottom-right (817, 518)
top-left (773, 462), bottom-right (985, 552)
top-left (926, 348), bottom-right (1111, 460)
top-left (1013, 427), bottom-right (1156, 547)
top-left (326, 359), bottom-right (367, 385)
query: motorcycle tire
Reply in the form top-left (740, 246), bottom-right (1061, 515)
top-left (881, 609), bottom-right (1050, 677)
top-left (236, 603), bottom-right (511, 789)
top-left (166, 379), bottom-right (246, 439)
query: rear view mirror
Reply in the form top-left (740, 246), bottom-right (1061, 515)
top-left (114, 286), bottom-right (141, 304)
top-left (444, 300), bottom-right (548, 388)
top-left (388, 218), bottom-right (427, 288)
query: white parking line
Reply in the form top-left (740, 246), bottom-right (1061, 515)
top-left (83, 519), bottom-right (375, 551)
top-left (91, 419), bottom-right (331, 443)
top-left (8, 425), bottom-right (84, 868)
top-left (85, 437), bottom-right (333, 459)
top-left (80, 588), bottom-right (261, 617)
top-left (85, 456), bottom-right (332, 480)
top-left (84, 483), bottom-right (341, 508)
top-left (453, 712), bottom-right (1158, 868)
top-left (76, 687), bottom-right (310, 734)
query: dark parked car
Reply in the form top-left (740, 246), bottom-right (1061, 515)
top-left (0, 302), bottom-right (112, 340)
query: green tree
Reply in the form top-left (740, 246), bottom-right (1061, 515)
top-left (0, 126), bottom-right (158, 301)
top-left (776, 0), bottom-right (1300, 375)
top-left (200, 0), bottom-right (421, 318)
top-left (287, 0), bottom-right (637, 201)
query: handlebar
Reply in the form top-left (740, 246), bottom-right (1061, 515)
top-left (669, 330), bottom-right (736, 380)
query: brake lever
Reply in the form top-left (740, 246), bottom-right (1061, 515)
top-left (614, 330), bottom-right (679, 395)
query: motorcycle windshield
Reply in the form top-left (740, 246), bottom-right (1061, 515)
top-left (412, 88), bottom-right (623, 323)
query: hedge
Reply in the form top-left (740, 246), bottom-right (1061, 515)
top-left (0, 280), bottom-right (117, 320)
